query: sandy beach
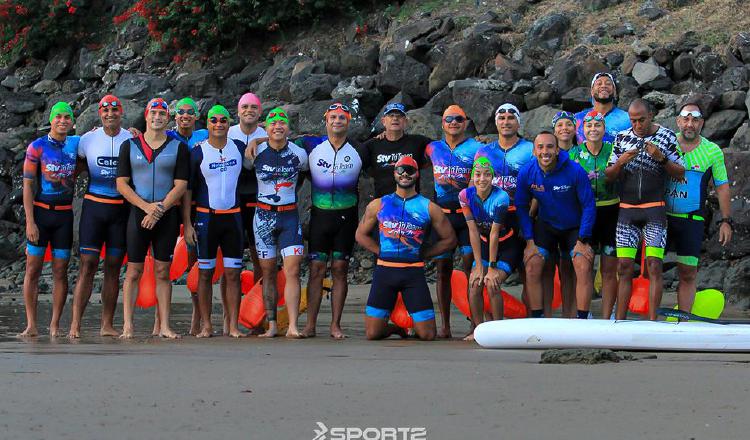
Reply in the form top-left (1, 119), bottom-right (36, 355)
top-left (1, 285), bottom-right (749, 440)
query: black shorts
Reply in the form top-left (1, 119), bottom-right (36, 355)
top-left (666, 214), bottom-right (703, 267)
top-left (533, 221), bottom-right (579, 261)
top-left (26, 204), bottom-right (73, 259)
top-left (476, 231), bottom-right (522, 275)
top-left (592, 203), bottom-right (618, 257)
top-left (78, 196), bottom-right (128, 257)
top-left (308, 206), bottom-right (358, 262)
top-left (195, 210), bottom-right (244, 270)
top-left (432, 210), bottom-right (471, 259)
top-left (127, 206), bottom-right (181, 263)
top-left (240, 193), bottom-right (257, 248)
top-left (365, 264), bottom-right (435, 322)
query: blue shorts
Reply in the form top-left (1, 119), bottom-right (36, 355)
top-left (78, 196), bottom-right (127, 257)
top-left (253, 207), bottom-right (304, 259)
top-left (195, 210), bottom-right (244, 270)
top-left (366, 264), bottom-right (435, 322)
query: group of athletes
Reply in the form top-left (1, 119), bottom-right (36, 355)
top-left (19, 71), bottom-right (734, 341)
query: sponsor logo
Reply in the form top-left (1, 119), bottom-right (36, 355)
top-left (209, 159), bottom-right (238, 170)
top-left (553, 184), bottom-right (571, 192)
top-left (313, 422), bottom-right (427, 440)
top-left (96, 156), bottom-right (118, 168)
top-left (530, 183), bottom-right (544, 192)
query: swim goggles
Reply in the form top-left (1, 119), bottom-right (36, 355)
top-left (99, 101), bottom-right (120, 109)
top-left (552, 111), bottom-right (576, 126)
top-left (395, 165), bottom-right (418, 176)
top-left (583, 113), bottom-right (605, 123)
top-left (209, 117), bottom-right (229, 124)
top-left (444, 115), bottom-right (466, 123)
top-left (177, 108), bottom-right (196, 116)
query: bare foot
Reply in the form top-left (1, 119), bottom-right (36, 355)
top-left (195, 328), bottom-right (213, 338)
top-left (49, 326), bottom-right (61, 338)
top-left (437, 327), bottom-right (452, 339)
top-left (189, 321), bottom-right (201, 336)
top-left (258, 322), bottom-right (278, 338)
top-left (159, 328), bottom-right (182, 339)
top-left (300, 325), bottom-right (316, 338)
top-left (68, 328), bottom-right (81, 339)
top-left (17, 326), bottom-right (38, 338)
top-left (228, 329), bottom-right (246, 338)
top-left (100, 326), bottom-right (120, 337)
top-left (462, 332), bottom-right (475, 342)
top-left (330, 325), bottom-right (347, 340)
top-left (285, 329), bottom-right (304, 339)
top-left (120, 328), bottom-right (135, 339)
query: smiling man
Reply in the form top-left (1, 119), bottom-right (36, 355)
top-left (574, 73), bottom-right (631, 143)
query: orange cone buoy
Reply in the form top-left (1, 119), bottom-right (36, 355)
top-left (169, 236), bottom-right (188, 281)
top-left (390, 293), bottom-right (413, 329)
top-left (136, 252), bottom-right (157, 308)
top-left (238, 272), bottom-right (287, 329)
top-left (629, 243), bottom-right (650, 315)
top-left (240, 270), bottom-right (255, 295)
top-left (552, 268), bottom-right (562, 310)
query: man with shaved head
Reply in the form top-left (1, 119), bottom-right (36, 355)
top-left (605, 98), bottom-right (684, 320)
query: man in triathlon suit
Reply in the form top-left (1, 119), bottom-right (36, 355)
top-left (356, 156), bottom-right (456, 340)
top-left (361, 103), bottom-right (431, 198)
top-left (516, 131), bottom-right (596, 319)
top-left (116, 98), bottom-right (190, 338)
top-left (183, 105), bottom-right (248, 338)
top-left (424, 105), bottom-right (483, 338)
top-left (244, 108), bottom-right (308, 338)
top-left (473, 103), bottom-right (535, 311)
top-left (569, 111), bottom-right (620, 318)
top-left (605, 99), bottom-right (685, 320)
top-left (459, 157), bottom-right (512, 339)
top-left (69, 95), bottom-right (133, 338)
top-left (666, 102), bottom-right (732, 312)
top-left (20, 102), bottom-right (79, 337)
top-left (302, 103), bottom-right (364, 339)
top-left (574, 72), bottom-right (631, 143)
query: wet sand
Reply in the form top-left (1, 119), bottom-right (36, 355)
top-left (1, 285), bottom-right (749, 440)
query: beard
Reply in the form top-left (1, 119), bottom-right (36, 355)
top-left (396, 178), bottom-right (416, 189)
top-left (593, 94), bottom-right (615, 104)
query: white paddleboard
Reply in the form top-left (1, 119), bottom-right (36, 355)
top-left (474, 318), bottom-right (750, 352)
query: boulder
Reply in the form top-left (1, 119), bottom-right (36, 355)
top-left (720, 91), bottom-right (747, 110)
top-left (637, 0), bottom-right (667, 20)
top-left (708, 67), bottom-right (750, 97)
top-left (632, 62), bottom-right (672, 89)
top-left (423, 86), bottom-right (454, 115)
top-left (643, 91), bottom-right (679, 109)
top-left (450, 79), bottom-right (520, 133)
top-left (75, 99), bottom-right (144, 135)
top-left (0, 89), bottom-right (45, 114)
top-left (114, 73), bottom-right (169, 100)
top-left (560, 87), bottom-right (591, 112)
top-left (377, 52), bottom-right (430, 101)
top-left (13, 59), bottom-right (45, 88)
top-left (0, 75), bottom-right (19, 90)
top-left (288, 61), bottom-right (339, 104)
top-left (723, 259), bottom-right (750, 306)
top-left (605, 51), bottom-right (624, 67)
top-left (525, 13), bottom-right (570, 53)
top-left (730, 122), bottom-right (750, 151)
top-left (728, 32), bottom-right (750, 64)
top-left (652, 47), bottom-right (673, 66)
top-left (578, 0), bottom-right (623, 11)
top-left (520, 105), bottom-right (559, 138)
top-left (545, 47), bottom-right (607, 96)
top-left (675, 93), bottom-right (719, 118)
top-left (173, 71), bottom-right (219, 98)
top-left (0, 112), bottom-right (25, 134)
top-left (692, 52), bottom-right (725, 83)
top-left (257, 55), bottom-right (311, 101)
top-left (620, 53), bottom-right (639, 76)
top-left (331, 76), bottom-right (385, 119)
top-left (702, 109), bottom-right (746, 140)
top-left (382, 17), bottom-right (453, 61)
top-left (671, 52), bottom-right (693, 81)
top-left (223, 59), bottom-right (272, 96)
top-left (490, 53), bottom-right (535, 82)
top-left (339, 43), bottom-right (379, 76)
top-left (631, 40), bottom-right (654, 58)
top-left (43, 47), bottom-right (73, 80)
top-left (696, 260), bottom-right (728, 292)
top-left (32, 80), bottom-right (61, 95)
top-left (76, 47), bottom-right (103, 80)
top-left (428, 33), bottom-right (504, 95)
top-left (616, 76), bottom-right (640, 109)
top-left (609, 22), bottom-right (635, 39)
top-left (403, 107), bottom-right (442, 140)
top-left (524, 82), bottom-right (557, 110)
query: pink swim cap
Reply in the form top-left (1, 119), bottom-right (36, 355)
top-left (238, 93), bottom-right (262, 112)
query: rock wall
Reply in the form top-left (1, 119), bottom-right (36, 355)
top-left (1, 1), bottom-right (749, 305)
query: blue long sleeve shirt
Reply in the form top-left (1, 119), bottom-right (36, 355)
top-left (515, 151), bottom-right (596, 240)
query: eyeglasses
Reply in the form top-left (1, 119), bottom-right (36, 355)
top-left (268, 111), bottom-right (287, 119)
top-left (679, 110), bottom-right (703, 119)
top-left (583, 114), bottom-right (604, 122)
top-left (177, 108), bottom-right (196, 116)
top-left (209, 117), bottom-right (228, 124)
top-left (444, 115), bottom-right (466, 123)
top-left (149, 101), bottom-right (168, 110)
top-left (99, 101), bottom-right (120, 109)
top-left (395, 165), bottom-right (417, 175)
top-left (327, 103), bottom-right (350, 113)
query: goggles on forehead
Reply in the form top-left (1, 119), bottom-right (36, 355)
top-left (327, 103), bottom-right (350, 113)
top-left (99, 101), bottom-right (120, 109)
top-left (268, 111), bottom-right (287, 119)
top-left (583, 113), bottom-right (605, 123)
top-left (679, 110), bottom-right (703, 119)
top-left (496, 107), bottom-right (519, 116)
top-left (149, 100), bottom-right (168, 110)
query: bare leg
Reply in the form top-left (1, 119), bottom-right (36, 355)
top-left (154, 260), bottom-right (180, 338)
top-left (196, 268), bottom-right (214, 338)
top-left (282, 255), bottom-right (303, 338)
top-left (329, 260), bottom-right (349, 339)
top-left (365, 317), bottom-right (407, 340)
top-left (615, 258), bottom-right (635, 320)
top-left (434, 258), bottom-right (453, 338)
top-left (220, 275), bottom-right (229, 336)
top-left (465, 280), bottom-right (485, 340)
top-left (69, 254), bottom-right (99, 338)
top-left (488, 271), bottom-right (509, 321)
top-left (646, 257), bottom-right (664, 321)
top-left (19, 255), bottom-right (43, 337)
top-left (412, 319), bottom-right (437, 341)
top-left (572, 255), bottom-right (593, 314)
top-left (120, 263), bottom-right (144, 339)
top-left (258, 258), bottom-right (278, 338)
top-left (302, 260), bottom-right (327, 338)
top-left (599, 255), bottom-right (618, 319)
top-left (49, 257), bottom-right (70, 337)
top-left (676, 263), bottom-right (697, 314)
top-left (187, 250), bottom-right (200, 335)
top-left (223, 268), bottom-right (244, 337)
top-left (100, 255), bottom-right (124, 336)
top-left (525, 254), bottom-right (545, 313)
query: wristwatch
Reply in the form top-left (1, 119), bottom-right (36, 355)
top-left (488, 261), bottom-right (498, 268)
top-left (717, 217), bottom-right (734, 229)
top-left (578, 236), bottom-right (590, 245)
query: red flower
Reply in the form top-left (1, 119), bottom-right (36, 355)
top-left (66, 0), bottom-right (72, 6)
top-left (270, 45), bottom-right (282, 54)
top-left (172, 54), bottom-right (184, 64)
top-left (15, 5), bottom-right (28, 15)
top-left (192, 6), bottom-right (201, 14)
top-left (68, 6), bottom-right (76, 14)
top-left (191, 29), bottom-right (198, 36)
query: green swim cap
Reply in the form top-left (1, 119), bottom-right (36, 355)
top-left (265, 107), bottom-right (289, 126)
top-left (207, 104), bottom-right (232, 123)
top-left (49, 101), bottom-right (74, 124)
top-left (472, 156), bottom-right (495, 178)
top-left (176, 97), bottom-right (199, 117)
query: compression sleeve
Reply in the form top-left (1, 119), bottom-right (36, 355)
top-left (116, 140), bottom-right (132, 178)
top-left (173, 142), bottom-right (190, 181)
top-left (576, 164), bottom-right (597, 238)
top-left (515, 165), bottom-right (534, 240)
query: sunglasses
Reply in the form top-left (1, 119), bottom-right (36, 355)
top-left (583, 114), bottom-right (604, 122)
top-left (99, 101), bottom-right (120, 109)
top-left (177, 108), bottom-right (196, 116)
top-left (395, 165), bottom-right (417, 176)
top-left (679, 110), bottom-right (703, 119)
top-left (149, 101), bottom-right (168, 110)
top-left (209, 117), bottom-right (228, 124)
top-left (327, 103), bottom-right (350, 113)
top-left (268, 111), bottom-right (287, 119)
top-left (444, 115), bottom-right (466, 123)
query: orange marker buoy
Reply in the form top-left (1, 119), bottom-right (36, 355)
top-left (169, 236), bottom-right (188, 281)
top-left (43, 244), bottom-right (52, 262)
top-left (450, 269), bottom-right (471, 317)
top-left (211, 248), bottom-right (224, 283)
top-left (186, 263), bottom-right (199, 293)
top-left (552, 268), bottom-right (562, 310)
top-left (629, 243), bottom-right (650, 315)
top-left (136, 252), bottom-right (157, 308)
top-left (390, 293), bottom-right (413, 329)
top-left (238, 272), bottom-right (287, 329)
top-left (240, 270), bottom-right (255, 295)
